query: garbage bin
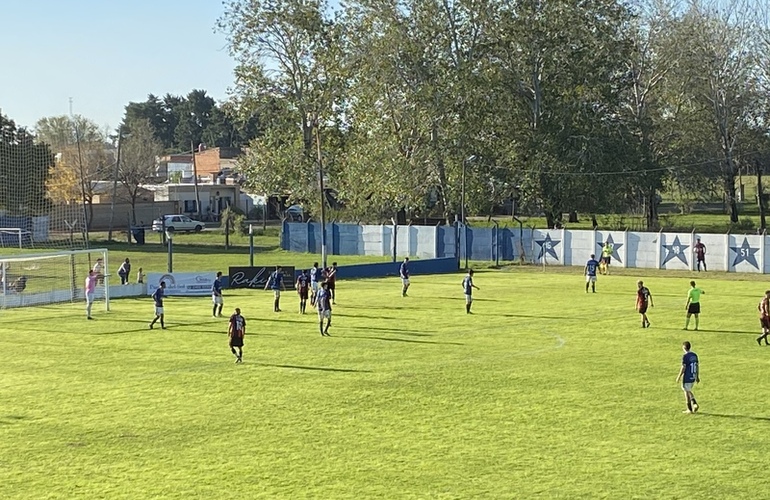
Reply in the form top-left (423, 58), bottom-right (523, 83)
top-left (132, 226), bottom-right (146, 245)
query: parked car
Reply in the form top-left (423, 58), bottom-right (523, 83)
top-left (152, 215), bottom-right (205, 233)
top-left (286, 205), bottom-right (304, 222)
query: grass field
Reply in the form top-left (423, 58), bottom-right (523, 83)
top-left (2, 267), bottom-right (770, 499)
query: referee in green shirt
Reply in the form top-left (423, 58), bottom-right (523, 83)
top-left (684, 280), bottom-right (705, 331)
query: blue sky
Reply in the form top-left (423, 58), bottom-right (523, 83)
top-left (0, 0), bottom-right (235, 131)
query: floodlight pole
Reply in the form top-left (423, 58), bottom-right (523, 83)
top-left (166, 229), bottom-right (174, 273)
top-left (108, 127), bottom-right (124, 241)
top-left (461, 155), bottom-right (476, 270)
top-left (315, 121), bottom-right (328, 269)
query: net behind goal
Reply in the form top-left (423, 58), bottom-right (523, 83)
top-left (0, 249), bottom-right (109, 310)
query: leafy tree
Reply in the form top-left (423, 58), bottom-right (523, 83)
top-left (0, 113), bottom-right (55, 215)
top-left (219, 0), bottom-right (344, 211)
top-left (119, 120), bottom-right (164, 224)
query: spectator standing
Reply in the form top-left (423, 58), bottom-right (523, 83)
top-left (117, 258), bottom-right (131, 285)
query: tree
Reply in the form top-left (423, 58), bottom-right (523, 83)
top-left (219, 0), bottom-right (343, 211)
top-left (34, 115), bottom-right (111, 227)
top-left (0, 113), bottom-right (54, 215)
top-left (119, 120), bottom-right (164, 224)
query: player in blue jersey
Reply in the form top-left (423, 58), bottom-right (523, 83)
top-left (309, 262), bottom-right (320, 306)
top-left (264, 266), bottom-right (286, 312)
top-left (462, 269), bottom-right (480, 314)
top-left (212, 271), bottom-right (224, 318)
top-left (316, 281), bottom-right (332, 336)
top-left (149, 281), bottom-right (166, 329)
top-left (675, 341), bottom-right (700, 413)
top-left (400, 257), bottom-right (410, 297)
top-left (584, 254), bottom-right (600, 293)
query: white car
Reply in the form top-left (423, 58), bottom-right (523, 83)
top-left (152, 215), bottom-right (204, 233)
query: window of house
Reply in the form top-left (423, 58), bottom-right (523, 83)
top-left (184, 200), bottom-right (198, 213)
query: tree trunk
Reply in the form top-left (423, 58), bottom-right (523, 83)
top-left (545, 210), bottom-right (560, 229)
top-left (646, 186), bottom-right (659, 230)
top-left (130, 197), bottom-right (137, 225)
top-left (724, 173), bottom-right (739, 223)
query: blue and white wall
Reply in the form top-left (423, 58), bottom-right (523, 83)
top-left (282, 222), bottom-right (769, 274)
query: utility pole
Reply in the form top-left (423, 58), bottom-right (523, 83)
top-left (757, 158), bottom-right (766, 232)
top-left (315, 122), bottom-right (328, 269)
top-left (191, 140), bottom-right (202, 219)
top-left (108, 127), bottom-right (123, 241)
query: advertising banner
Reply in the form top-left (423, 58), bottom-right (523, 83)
top-left (147, 272), bottom-right (215, 296)
top-left (228, 266), bottom-right (296, 290)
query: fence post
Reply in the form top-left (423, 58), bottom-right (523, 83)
top-left (725, 232), bottom-right (730, 272)
top-left (622, 229), bottom-right (628, 268)
top-left (434, 223), bottom-right (440, 259)
top-left (392, 219), bottom-right (397, 262)
top-left (560, 228), bottom-right (565, 265)
top-left (656, 229), bottom-right (663, 269)
top-left (690, 229), bottom-right (696, 272)
top-left (761, 230), bottom-right (766, 274)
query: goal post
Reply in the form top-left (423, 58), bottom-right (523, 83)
top-left (0, 248), bottom-right (110, 310)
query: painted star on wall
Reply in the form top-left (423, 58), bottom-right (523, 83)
top-left (661, 235), bottom-right (689, 266)
top-left (596, 234), bottom-right (624, 263)
top-left (536, 234), bottom-right (560, 261)
top-left (730, 237), bottom-right (760, 269)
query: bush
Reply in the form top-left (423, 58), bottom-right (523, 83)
top-left (220, 207), bottom-right (247, 236)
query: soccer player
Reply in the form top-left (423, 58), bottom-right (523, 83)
top-left (694, 238), bottom-right (707, 272)
top-left (600, 241), bottom-right (613, 275)
top-left (326, 262), bottom-right (338, 304)
top-left (228, 307), bottom-right (246, 363)
top-left (117, 258), bottom-right (131, 285)
top-left (149, 281), bottom-right (167, 329)
top-left (264, 266), bottom-right (286, 312)
top-left (462, 269), bottom-right (480, 314)
top-left (675, 341), bottom-right (700, 413)
top-left (684, 280), bottom-right (704, 331)
top-left (400, 257), bottom-right (410, 296)
top-left (212, 271), bottom-right (224, 318)
top-left (316, 281), bottom-right (332, 336)
top-left (310, 262), bottom-right (320, 306)
top-left (636, 280), bottom-right (654, 328)
top-left (296, 270), bottom-right (310, 314)
top-left (757, 290), bottom-right (770, 346)
top-left (584, 254), bottom-right (600, 293)
top-left (92, 257), bottom-right (105, 284)
top-left (85, 270), bottom-right (97, 320)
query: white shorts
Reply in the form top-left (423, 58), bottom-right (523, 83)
top-left (273, 290), bottom-right (281, 298)
top-left (86, 292), bottom-right (94, 304)
top-left (682, 383), bottom-right (694, 392)
top-left (465, 294), bottom-right (473, 304)
top-left (212, 295), bottom-right (223, 305)
top-left (586, 275), bottom-right (596, 283)
top-left (311, 281), bottom-right (319, 292)
top-left (155, 306), bottom-right (164, 316)
top-left (318, 309), bottom-right (331, 319)
top-left (402, 278), bottom-right (410, 285)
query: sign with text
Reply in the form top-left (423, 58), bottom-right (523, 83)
top-left (228, 266), bottom-right (296, 290)
top-left (147, 272), bottom-right (215, 296)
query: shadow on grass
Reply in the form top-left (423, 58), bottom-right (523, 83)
top-left (263, 364), bottom-right (372, 373)
top-left (698, 412), bottom-right (770, 422)
top-left (344, 326), bottom-right (434, 336)
top-left (686, 329), bottom-right (756, 335)
top-left (347, 335), bottom-right (464, 346)
top-left (492, 313), bottom-right (582, 321)
top-left (0, 415), bottom-right (32, 426)
top-left (436, 296), bottom-right (503, 302)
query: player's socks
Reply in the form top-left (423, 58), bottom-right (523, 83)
top-left (686, 400), bottom-right (693, 412)
top-left (274, 299), bottom-right (280, 312)
top-left (694, 317), bottom-right (699, 330)
top-left (465, 304), bottom-right (471, 314)
top-left (685, 318), bottom-right (690, 329)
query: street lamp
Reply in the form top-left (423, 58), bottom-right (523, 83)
top-left (165, 227), bottom-right (175, 273)
top-left (461, 155), bottom-right (476, 270)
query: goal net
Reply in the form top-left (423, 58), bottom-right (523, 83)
top-left (0, 249), bottom-right (109, 310)
top-left (1, 110), bottom-right (91, 251)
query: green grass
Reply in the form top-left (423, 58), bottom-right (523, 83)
top-left (2, 268), bottom-right (770, 498)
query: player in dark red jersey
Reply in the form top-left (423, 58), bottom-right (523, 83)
top-left (296, 270), bottom-right (310, 314)
top-left (636, 280), bottom-right (654, 328)
top-left (228, 307), bottom-right (246, 363)
top-left (757, 290), bottom-right (770, 346)
top-left (326, 262), bottom-right (338, 304)
top-left (693, 238), bottom-right (707, 271)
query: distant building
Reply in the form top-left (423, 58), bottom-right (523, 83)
top-left (194, 147), bottom-right (242, 182)
top-left (145, 183), bottom-right (243, 221)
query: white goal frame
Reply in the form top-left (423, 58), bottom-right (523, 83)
top-left (0, 228), bottom-right (32, 249)
top-left (0, 248), bottom-right (110, 310)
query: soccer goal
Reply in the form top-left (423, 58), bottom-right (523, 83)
top-left (0, 248), bottom-right (110, 310)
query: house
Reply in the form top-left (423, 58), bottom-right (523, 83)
top-left (194, 147), bottom-right (242, 181)
top-left (158, 154), bottom-right (194, 182)
top-left (146, 183), bottom-right (242, 221)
